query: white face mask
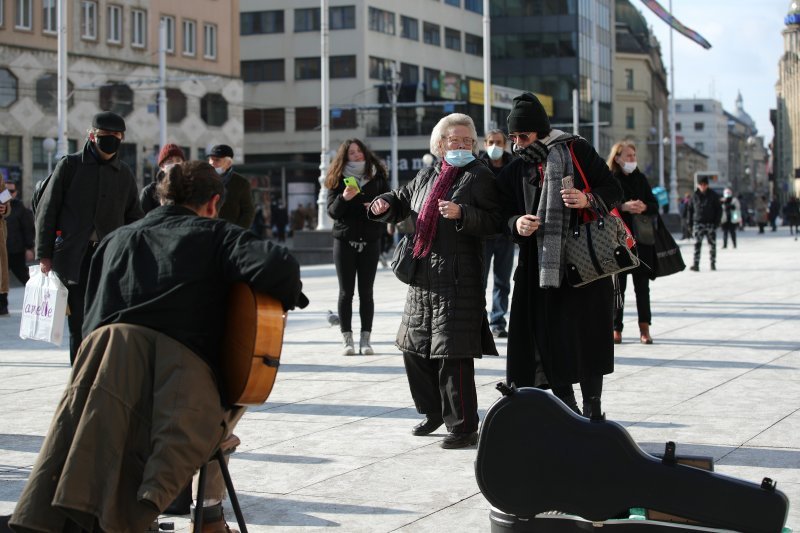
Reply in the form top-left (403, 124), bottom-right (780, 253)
top-left (215, 166), bottom-right (227, 176)
top-left (162, 163), bottom-right (176, 173)
top-left (486, 145), bottom-right (504, 161)
top-left (621, 161), bottom-right (637, 174)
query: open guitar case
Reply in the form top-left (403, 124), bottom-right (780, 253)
top-left (475, 384), bottom-right (790, 533)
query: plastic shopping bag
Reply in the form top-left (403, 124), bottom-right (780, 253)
top-left (19, 266), bottom-right (69, 345)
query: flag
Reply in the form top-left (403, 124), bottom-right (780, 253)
top-left (640, 0), bottom-right (712, 50)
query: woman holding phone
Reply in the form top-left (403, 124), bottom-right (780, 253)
top-left (326, 139), bottom-right (390, 355)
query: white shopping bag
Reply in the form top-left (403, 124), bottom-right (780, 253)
top-left (19, 266), bottom-right (69, 345)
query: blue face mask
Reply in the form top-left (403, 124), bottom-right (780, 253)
top-left (444, 149), bottom-right (475, 167)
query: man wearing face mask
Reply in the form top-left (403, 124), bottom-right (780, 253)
top-left (207, 144), bottom-right (255, 229)
top-left (479, 129), bottom-right (515, 338)
top-left (35, 111), bottom-right (144, 363)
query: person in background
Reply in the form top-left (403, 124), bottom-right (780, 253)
top-left (754, 195), bottom-right (768, 234)
top-left (687, 176), bottom-right (722, 271)
top-left (783, 196), bottom-right (800, 240)
top-left (208, 144), bottom-right (255, 229)
top-left (35, 112), bottom-right (143, 362)
top-left (140, 143), bottom-right (185, 213)
top-left (607, 140), bottom-right (658, 345)
top-left (679, 192), bottom-right (692, 240)
top-left (479, 129), bottom-right (515, 338)
top-left (0, 179), bottom-right (9, 316)
top-left (326, 138), bottom-right (390, 356)
top-left (369, 113), bottom-right (502, 449)
top-left (497, 92), bottom-right (623, 417)
top-left (271, 199), bottom-right (288, 242)
top-left (720, 188), bottom-right (741, 249)
top-left (768, 196), bottom-right (781, 232)
top-left (3, 180), bottom-right (35, 287)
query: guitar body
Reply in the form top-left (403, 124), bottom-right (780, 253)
top-left (223, 283), bottom-right (286, 406)
top-left (475, 386), bottom-right (788, 533)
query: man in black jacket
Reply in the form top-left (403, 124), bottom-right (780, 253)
top-left (687, 175), bottom-right (722, 271)
top-left (35, 111), bottom-right (143, 362)
top-left (208, 144), bottom-right (255, 229)
top-left (3, 181), bottom-right (35, 285)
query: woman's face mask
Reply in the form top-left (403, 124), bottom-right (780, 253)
top-left (444, 149), bottom-right (475, 167)
top-left (486, 145), bottom-right (504, 161)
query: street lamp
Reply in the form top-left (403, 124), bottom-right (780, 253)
top-left (43, 137), bottom-right (56, 175)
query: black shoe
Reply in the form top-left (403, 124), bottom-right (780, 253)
top-left (710, 264), bottom-right (716, 271)
top-left (411, 416), bottom-right (444, 436)
top-left (491, 326), bottom-right (508, 338)
top-left (440, 431), bottom-right (478, 449)
top-left (689, 265), bottom-right (699, 272)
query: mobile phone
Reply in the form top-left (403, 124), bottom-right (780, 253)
top-left (561, 175), bottom-right (574, 190)
top-left (343, 176), bottom-right (361, 192)
top-left (0, 189), bottom-right (11, 203)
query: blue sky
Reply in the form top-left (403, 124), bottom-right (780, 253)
top-left (636, 0), bottom-right (788, 140)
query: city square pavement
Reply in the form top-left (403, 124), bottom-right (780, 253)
top-left (0, 228), bottom-right (798, 531)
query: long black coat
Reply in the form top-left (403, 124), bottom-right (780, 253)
top-left (327, 173), bottom-right (390, 243)
top-left (614, 168), bottom-right (658, 276)
top-left (370, 160), bottom-right (502, 359)
top-left (497, 138), bottom-right (623, 387)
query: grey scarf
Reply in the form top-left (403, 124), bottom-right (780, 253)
top-left (535, 139), bottom-right (574, 288)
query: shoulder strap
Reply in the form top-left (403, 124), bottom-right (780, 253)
top-left (568, 141), bottom-right (591, 193)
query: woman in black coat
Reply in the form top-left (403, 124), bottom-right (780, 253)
top-left (607, 141), bottom-right (659, 345)
top-left (326, 139), bottom-right (390, 356)
top-left (498, 92), bottom-right (623, 417)
top-left (369, 113), bottom-right (502, 449)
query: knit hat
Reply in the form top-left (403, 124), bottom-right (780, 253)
top-left (157, 143), bottom-right (186, 167)
top-left (697, 175), bottom-right (709, 185)
top-left (507, 92), bottom-right (550, 134)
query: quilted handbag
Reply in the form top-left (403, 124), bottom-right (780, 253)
top-left (391, 234), bottom-right (417, 284)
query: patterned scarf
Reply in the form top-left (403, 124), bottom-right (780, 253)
top-left (413, 161), bottom-right (460, 258)
top-left (535, 142), bottom-right (574, 288)
top-left (514, 140), bottom-right (550, 164)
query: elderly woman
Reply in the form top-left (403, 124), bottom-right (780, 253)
top-left (369, 113), bottom-right (502, 449)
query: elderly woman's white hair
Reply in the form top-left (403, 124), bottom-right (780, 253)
top-left (429, 113), bottom-right (478, 158)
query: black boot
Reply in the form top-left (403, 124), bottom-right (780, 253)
top-left (0, 293), bottom-right (8, 316)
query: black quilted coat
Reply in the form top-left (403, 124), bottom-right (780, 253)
top-left (369, 160), bottom-right (502, 359)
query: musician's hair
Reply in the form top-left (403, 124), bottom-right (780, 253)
top-left (157, 161), bottom-right (223, 209)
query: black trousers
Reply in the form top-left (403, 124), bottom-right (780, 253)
top-left (7, 251), bottom-right (30, 285)
top-left (721, 222), bottom-right (737, 248)
top-left (402, 353), bottom-right (478, 434)
top-left (613, 269), bottom-right (651, 331)
top-left (333, 238), bottom-right (379, 333)
top-left (66, 245), bottom-right (96, 365)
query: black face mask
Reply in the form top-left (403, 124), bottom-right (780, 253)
top-left (95, 135), bottom-right (122, 155)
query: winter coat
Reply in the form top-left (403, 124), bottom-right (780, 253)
top-left (497, 136), bottom-right (623, 387)
top-left (721, 197), bottom-right (741, 225)
top-left (783, 199), bottom-right (800, 226)
top-left (613, 168), bottom-right (658, 275)
top-left (754, 196), bottom-right (768, 224)
top-left (688, 188), bottom-right (722, 227)
top-left (35, 141), bottom-right (143, 284)
top-left (327, 173), bottom-right (390, 243)
top-left (218, 170), bottom-right (255, 229)
top-left (5, 197), bottom-right (35, 254)
top-left (369, 160), bottom-right (502, 359)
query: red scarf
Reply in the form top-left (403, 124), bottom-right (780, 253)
top-left (412, 161), bottom-right (460, 258)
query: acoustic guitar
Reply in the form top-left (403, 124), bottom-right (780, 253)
top-left (222, 283), bottom-right (286, 406)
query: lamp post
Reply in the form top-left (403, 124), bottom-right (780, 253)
top-left (43, 137), bottom-right (57, 175)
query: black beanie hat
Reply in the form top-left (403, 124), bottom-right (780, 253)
top-left (507, 92), bottom-right (550, 134)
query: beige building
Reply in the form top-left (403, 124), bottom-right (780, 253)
top-left (611, 0), bottom-right (669, 182)
top-left (0, 0), bottom-right (242, 200)
top-left (675, 142), bottom-right (708, 197)
top-left (776, 1), bottom-right (800, 199)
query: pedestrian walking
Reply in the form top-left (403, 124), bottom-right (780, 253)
top-left (783, 196), bottom-right (799, 239)
top-left (721, 188), bottom-right (741, 249)
top-left (2, 180), bottom-right (34, 286)
top-left (497, 92), bottom-right (623, 417)
top-left (369, 113), bottom-right (502, 448)
top-left (207, 144), bottom-right (255, 229)
top-left (35, 111), bottom-right (143, 362)
top-left (479, 129), bottom-right (515, 338)
top-left (326, 139), bottom-right (390, 356)
top-left (687, 175), bottom-right (722, 271)
top-left (140, 143), bottom-right (185, 213)
top-left (0, 179), bottom-right (10, 316)
top-left (679, 192), bottom-right (692, 240)
top-left (754, 195), bottom-right (768, 234)
top-left (768, 196), bottom-right (781, 232)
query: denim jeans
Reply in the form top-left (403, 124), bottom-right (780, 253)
top-left (483, 236), bottom-right (515, 329)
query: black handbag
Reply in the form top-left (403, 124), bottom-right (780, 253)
top-left (652, 215), bottom-right (685, 278)
top-left (391, 234), bottom-right (417, 284)
top-left (631, 214), bottom-right (656, 246)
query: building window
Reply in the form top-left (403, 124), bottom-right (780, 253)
top-left (0, 135), bottom-right (22, 162)
top-left (0, 68), bottom-right (18, 108)
top-left (201, 93), bottom-right (228, 126)
top-left (400, 63), bottom-right (419, 85)
top-left (295, 57), bottom-right (321, 80)
top-left (161, 16), bottom-right (175, 52)
top-left (295, 107), bottom-right (320, 131)
top-left (368, 7), bottom-right (395, 35)
top-left (36, 73), bottom-right (74, 114)
top-left (0, 0), bottom-right (4, 27)
top-left (81, 1), bottom-right (96, 39)
top-left (694, 104), bottom-right (704, 112)
top-left (625, 68), bottom-right (633, 90)
top-left (465, 33), bottom-right (481, 56)
top-left (424, 67), bottom-right (440, 98)
top-left (464, 0), bottom-right (482, 13)
top-left (43, 0), bottom-right (56, 33)
top-left (244, 108), bottom-right (285, 132)
top-left (204, 24), bottom-right (217, 59)
top-left (330, 55), bottom-right (356, 78)
top-left (99, 82), bottom-right (133, 116)
top-left (444, 0), bottom-right (459, 6)
top-left (675, 122), bottom-right (681, 132)
top-left (15, 0), bottom-right (31, 29)
top-left (154, 88), bottom-right (187, 123)
top-left (241, 10), bottom-right (283, 35)
top-left (241, 59), bottom-right (284, 82)
top-left (400, 15), bottom-right (418, 40)
top-left (694, 122), bottom-right (704, 131)
top-left (131, 9), bottom-right (146, 48)
top-left (444, 27), bottom-right (460, 51)
top-left (330, 6), bottom-right (355, 29)
top-left (695, 142), bottom-right (704, 153)
top-left (183, 19), bottom-right (196, 56)
top-left (625, 107), bottom-right (634, 129)
top-left (423, 22), bottom-right (440, 46)
top-left (369, 56), bottom-right (393, 80)
top-left (294, 7), bottom-right (319, 32)
top-left (331, 108), bottom-right (356, 129)
top-left (107, 5), bottom-right (122, 44)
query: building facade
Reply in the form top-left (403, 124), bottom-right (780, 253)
top-left (674, 98), bottom-right (730, 186)
top-left (776, 1), bottom-right (800, 199)
top-left (0, 0), bottom-right (242, 201)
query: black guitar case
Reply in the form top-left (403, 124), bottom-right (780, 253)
top-left (475, 385), bottom-right (789, 533)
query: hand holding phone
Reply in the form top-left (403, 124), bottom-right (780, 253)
top-left (561, 175), bottom-right (574, 190)
top-left (343, 176), bottom-right (361, 192)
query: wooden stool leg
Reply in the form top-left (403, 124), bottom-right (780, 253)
top-left (194, 463), bottom-right (207, 531)
top-left (215, 449), bottom-right (248, 533)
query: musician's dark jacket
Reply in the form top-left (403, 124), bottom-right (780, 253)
top-left (497, 137), bottom-right (622, 387)
top-left (83, 204), bottom-right (305, 380)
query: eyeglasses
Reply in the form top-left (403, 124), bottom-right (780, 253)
top-left (445, 136), bottom-right (474, 148)
top-left (508, 132), bottom-right (535, 142)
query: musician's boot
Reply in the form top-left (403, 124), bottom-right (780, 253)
top-left (341, 332), bottom-right (355, 356)
top-left (359, 331), bottom-right (374, 355)
top-left (189, 502), bottom-right (238, 533)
